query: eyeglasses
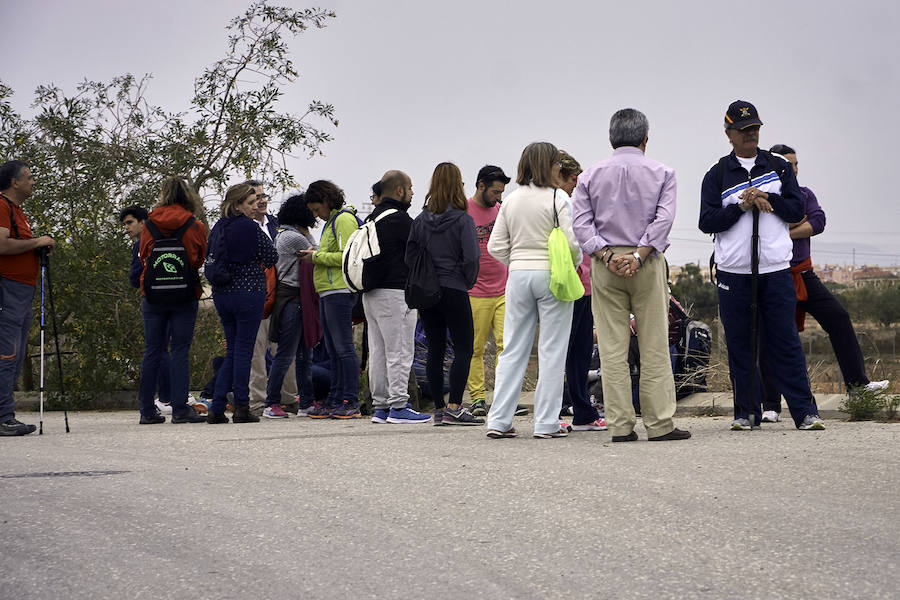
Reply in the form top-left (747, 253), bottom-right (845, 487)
top-left (256, 193), bottom-right (270, 200)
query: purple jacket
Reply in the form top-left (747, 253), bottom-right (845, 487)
top-left (791, 186), bottom-right (825, 266)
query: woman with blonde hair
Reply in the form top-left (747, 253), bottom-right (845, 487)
top-left (137, 176), bottom-right (207, 424)
top-left (485, 142), bottom-right (582, 438)
top-left (206, 182), bottom-right (278, 424)
top-left (405, 162), bottom-right (482, 425)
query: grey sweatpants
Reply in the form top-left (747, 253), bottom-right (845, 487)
top-left (362, 288), bottom-right (416, 410)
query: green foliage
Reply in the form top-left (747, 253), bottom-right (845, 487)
top-left (830, 284), bottom-right (900, 328)
top-left (839, 386), bottom-right (883, 421)
top-left (0, 1), bottom-right (336, 395)
top-left (881, 395), bottom-right (899, 421)
top-left (670, 263), bottom-right (719, 323)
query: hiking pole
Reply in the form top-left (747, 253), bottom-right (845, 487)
top-left (749, 205), bottom-right (760, 429)
top-left (41, 247), bottom-right (70, 433)
top-left (38, 251), bottom-right (47, 435)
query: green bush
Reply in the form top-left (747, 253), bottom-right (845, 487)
top-left (839, 387), bottom-right (883, 421)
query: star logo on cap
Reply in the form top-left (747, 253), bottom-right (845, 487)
top-left (740, 107), bottom-right (751, 117)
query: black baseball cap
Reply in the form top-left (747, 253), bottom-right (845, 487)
top-left (476, 165), bottom-right (510, 186)
top-left (724, 100), bottom-right (763, 130)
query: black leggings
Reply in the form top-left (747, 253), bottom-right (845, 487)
top-left (419, 287), bottom-right (474, 409)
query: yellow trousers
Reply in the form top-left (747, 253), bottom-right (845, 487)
top-left (467, 295), bottom-right (505, 401)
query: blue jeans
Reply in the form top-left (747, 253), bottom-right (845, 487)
top-left (139, 298), bottom-right (198, 418)
top-left (717, 269), bottom-right (818, 428)
top-left (156, 325), bottom-right (173, 404)
top-left (213, 291), bottom-right (265, 413)
top-left (320, 293), bottom-right (359, 407)
top-left (0, 278), bottom-right (35, 423)
top-left (266, 299), bottom-right (314, 407)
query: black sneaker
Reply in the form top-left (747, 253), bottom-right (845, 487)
top-left (207, 412), bottom-right (229, 424)
top-left (442, 406), bottom-right (485, 426)
top-left (232, 405), bottom-right (260, 423)
top-left (0, 418), bottom-right (37, 436)
top-left (514, 405), bottom-right (529, 416)
top-left (171, 410), bottom-right (207, 424)
top-left (470, 399), bottom-right (487, 417)
top-left (139, 412), bottom-right (166, 425)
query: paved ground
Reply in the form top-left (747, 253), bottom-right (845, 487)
top-left (1, 412), bottom-right (898, 600)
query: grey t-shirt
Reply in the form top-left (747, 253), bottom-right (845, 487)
top-left (275, 226), bottom-right (316, 287)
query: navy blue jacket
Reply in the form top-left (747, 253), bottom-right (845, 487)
top-left (129, 242), bottom-right (142, 288)
top-left (699, 150), bottom-right (804, 274)
top-left (367, 198), bottom-right (412, 290)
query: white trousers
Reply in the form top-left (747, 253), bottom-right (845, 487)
top-left (486, 270), bottom-right (573, 435)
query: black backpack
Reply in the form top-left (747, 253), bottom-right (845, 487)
top-left (143, 218), bottom-right (198, 304)
top-left (204, 219), bottom-right (232, 288)
top-left (404, 228), bottom-right (441, 310)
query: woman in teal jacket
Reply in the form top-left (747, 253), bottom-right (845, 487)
top-left (300, 180), bottom-right (361, 418)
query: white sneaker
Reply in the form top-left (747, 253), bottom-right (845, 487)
top-left (154, 398), bottom-right (172, 415)
top-left (761, 410), bottom-right (781, 423)
top-left (798, 414), bottom-right (825, 430)
top-left (865, 380), bottom-right (889, 392)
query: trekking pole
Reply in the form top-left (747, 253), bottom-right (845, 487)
top-left (749, 205), bottom-right (760, 429)
top-left (38, 254), bottom-right (47, 435)
top-left (41, 247), bottom-right (70, 433)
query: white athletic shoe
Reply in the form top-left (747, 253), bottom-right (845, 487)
top-left (154, 398), bottom-right (172, 415)
top-left (761, 410), bottom-right (781, 423)
top-left (865, 380), bottom-right (889, 392)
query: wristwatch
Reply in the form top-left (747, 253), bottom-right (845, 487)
top-left (632, 251), bottom-right (643, 267)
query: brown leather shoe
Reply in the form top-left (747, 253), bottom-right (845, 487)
top-left (648, 428), bottom-right (691, 441)
top-left (611, 431), bottom-right (638, 442)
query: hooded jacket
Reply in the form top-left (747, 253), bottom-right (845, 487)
top-left (138, 204), bottom-right (207, 298)
top-left (405, 206), bottom-right (479, 292)
top-left (311, 205), bottom-right (360, 294)
top-left (366, 197), bottom-right (412, 290)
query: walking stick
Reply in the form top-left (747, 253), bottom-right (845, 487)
top-left (39, 255), bottom-right (46, 435)
top-left (40, 247), bottom-right (70, 433)
top-left (749, 205), bottom-right (760, 429)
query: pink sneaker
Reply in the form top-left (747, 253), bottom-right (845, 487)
top-left (263, 404), bottom-right (289, 419)
top-left (571, 418), bottom-right (608, 431)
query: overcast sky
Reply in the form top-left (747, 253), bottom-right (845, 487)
top-left (4, 0), bottom-right (899, 266)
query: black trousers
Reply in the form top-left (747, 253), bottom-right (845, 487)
top-left (419, 287), bottom-right (474, 410)
top-left (761, 269), bottom-right (868, 411)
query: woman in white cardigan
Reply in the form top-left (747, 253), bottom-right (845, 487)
top-left (486, 142), bottom-right (582, 438)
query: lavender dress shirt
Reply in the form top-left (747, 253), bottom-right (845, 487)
top-left (571, 146), bottom-right (676, 256)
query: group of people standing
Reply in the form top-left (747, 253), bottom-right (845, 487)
top-left (0, 99), bottom-right (887, 437)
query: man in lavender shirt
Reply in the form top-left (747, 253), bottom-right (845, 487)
top-left (572, 108), bottom-right (690, 442)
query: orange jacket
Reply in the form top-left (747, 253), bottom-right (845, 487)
top-left (138, 204), bottom-right (207, 298)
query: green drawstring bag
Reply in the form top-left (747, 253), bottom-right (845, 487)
top-left (548, 189), bottom-right (584, 302)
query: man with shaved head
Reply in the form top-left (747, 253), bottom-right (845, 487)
top-left (364, 170), bottom-right (430, 424)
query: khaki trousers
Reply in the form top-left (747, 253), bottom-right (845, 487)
top-left (591, 249), bottom-right (675, 437)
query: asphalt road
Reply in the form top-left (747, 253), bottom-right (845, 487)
top-left (1, 412), bottom-right (898, 600)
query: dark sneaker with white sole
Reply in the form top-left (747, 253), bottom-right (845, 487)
top-left (1, 418), bottom-right (37, 436)
top-left (442, 406), bottom-right (484, 425)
